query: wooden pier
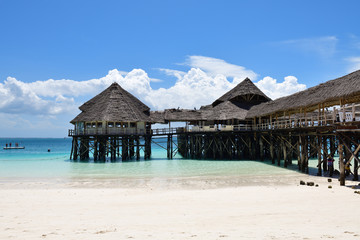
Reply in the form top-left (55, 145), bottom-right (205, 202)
top-left (68, 71), bottom-right (360, 186)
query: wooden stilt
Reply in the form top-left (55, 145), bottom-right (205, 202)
top-left (317, 135), bottom-right (322, 176)
top-left (338, 138), bottom-right (345, 186)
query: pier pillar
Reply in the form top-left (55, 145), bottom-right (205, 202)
top-left (122, 137), bottom-right (128, 160)
top-left (297, 136), bottom-right (301, 170)
top-left (354, 139), bottom-right (359, 181)
top-left (282, 138), bottom-right (287, 168)
top-left (317, 135), bottom-right (322, 176)
top-left (338, 138), bottom-right (345, 186)
top-left (270, 133), bottom-right (275, 164)
top-left (73, 137), bottom-right (78, 161)
top-left (93, 138), bottom-right (98, 161)
top-left (323, 136), bottom-right (328, 172)
top-left (129, 136), bottom-right (135, 159)
top-left (259, 134), bottom-right (264, 161)
top-left (136, 136), bottom-right (140, 160)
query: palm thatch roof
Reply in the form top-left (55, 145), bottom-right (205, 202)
top-left (149, 78), bottom-right (272, 123)
top-left (200, 101), bottom-right (251, 121)
top-left (150, 109), bottom-right (203, 123)
top-left (212, 78), bottom-right (271, 106)
top-left (71, 82), bottom-right (150, 123)
top-left (247, 70), bottom-right (360, 118)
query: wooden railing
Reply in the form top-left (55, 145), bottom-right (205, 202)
top-left (68, 127), bottom-right (185, 136)
top-left (68, 128), bottom-right (150, 136)
top-left (187, 124), bottom-right (252, 132)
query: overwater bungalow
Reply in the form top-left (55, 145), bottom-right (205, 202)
top-left (69, 82), bottom-right (152, 161)
top-left (69, 70), bottom-right (360, 186)
top-left (151, 78), bottom-right (271, 132)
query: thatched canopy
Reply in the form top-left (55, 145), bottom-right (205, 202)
top-left (212, 78), bottom-right (271, 106)
top-left (71, 82), bottom-right (151, 123)
top-left (150, 109), bottom-right (203, 123)
top-left (149, 78), bottom-right (272, 123)
top-left (200, 101), bottom-right (251, 121)
top-left (247, 70), bottom-right (360, 118)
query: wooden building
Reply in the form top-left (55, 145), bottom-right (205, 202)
top-left (69, 82), bottom-right (152, 161)
top-left (68, 70), bottom-right (360, 186)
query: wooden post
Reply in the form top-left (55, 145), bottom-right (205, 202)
top-left (300, 135), bottom-right (306, 173)
top-left (352, 103), bottom-right (355, 121)
top-left (322, 136), bottom-right (328, 172)
top-left (73, 137), bottom-right (78, 160)
top-left (93, 138), bottom-right (98, 161)
top-left (354, 139), bottom-right (359, 181)
top-left (317, 135), bottom-right (322, 176)
top-left (297, 136), bottom-right (301, 170)
top-left (129, 136), bottom-right (135, 159)
top-left (259, 134), bottom-right (264, 161)
top-left (170, 134), bottom-right (173, 159)
top-left (338, 138), bottom-right (345, 186)
top-left (283, 137), bottom-right (287, 168)
top-left (136, 136), bottom-right (140, 160)
top-left (122, 137), bottom-right (128, 160)
top-left (305, 136), bottom-right (309, 174)
top-left (270, 133), bottom-right (275, 164)
top-left (277, 144), bottom-right (281, 166)
top-left (167, 134), bottom-right (171, 159)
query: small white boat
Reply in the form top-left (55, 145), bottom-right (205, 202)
top-left (3, 146), bottom-right (25, 150)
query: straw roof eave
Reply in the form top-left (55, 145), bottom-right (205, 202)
top-left (246, 70), bottom-right (360, 118)
top-left (71, 82), bottom-right (151, 123)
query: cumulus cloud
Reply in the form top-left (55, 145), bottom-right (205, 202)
top-left (146, 68), bottom-right (233, 109)
top-left (0, 77), bottom-right (77, 115)
top-left (184, 56), bottom-right (258, 83)
top-left (255, 76), bottom-right (306, 100)
top-left (0, 56), bottom-right (307, 118)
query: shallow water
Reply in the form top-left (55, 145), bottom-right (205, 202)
top-left (0, 138), bottom-right (323, 185)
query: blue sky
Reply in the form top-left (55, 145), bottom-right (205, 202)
top-left (0, 0), bottom-right (360, 137)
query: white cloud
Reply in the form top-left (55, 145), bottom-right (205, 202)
top-left (255, 76), bottom-right (306, 100)
top-left (279, 36), bottom-right (338, 58)
top-left (158, 68), bottom-right (186, 80)
top-left (146, 68), bottom-right (233, 109)
top-left (0, 56), bottom-right (307, 119)
top-left (346, 57), bottom-right (360, 73)
top-left (184, 56), bottom-right (257, 83)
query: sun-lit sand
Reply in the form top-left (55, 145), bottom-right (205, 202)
top-left (1, 173), bottom-right (359, 240)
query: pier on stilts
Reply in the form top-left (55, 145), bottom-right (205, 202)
top-left (68, 70), bottom-right (360, 186)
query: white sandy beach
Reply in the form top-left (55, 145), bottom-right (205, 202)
top-left (1, 173), bottom-right (360, 240)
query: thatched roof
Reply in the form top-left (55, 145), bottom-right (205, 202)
top-left (149, 78), bottom-right (272, 123)
top-left (71, 82), bottom-right (151, 123)
top-left (150, 111), bottom-right (166, 124)
top-left (212, 78), bottom-right (271, 106)
top-left (200, 101), bottom-right (251, 121)
top-left (150, 109), bottom-right (203, 123)
top-left (247, 70), bottom-right (360, 118)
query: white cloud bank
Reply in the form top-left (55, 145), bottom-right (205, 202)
top-left (0, 56), bottom-right (307, 117)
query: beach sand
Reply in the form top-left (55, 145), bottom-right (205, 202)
top-left (1, 173), bottom-right (359, 240)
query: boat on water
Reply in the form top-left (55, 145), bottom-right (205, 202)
top-left (3, 146), bottom-right (25, 150)
top-left (3, 143), bottom-right (25, 150)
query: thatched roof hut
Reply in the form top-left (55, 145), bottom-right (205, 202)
top-left (149, 78), bottom-right (271, 123)
top-left (247, 70), bottom-right (360, 118)
top-left (201, 78), bottom-right (271, 121)
top-left (212, 78), bottom-right (271, 107)
top-left (71, 82), bottom-right (151, 123)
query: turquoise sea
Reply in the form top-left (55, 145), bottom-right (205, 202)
top-left (0, 138), bottom-right (321, 184)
